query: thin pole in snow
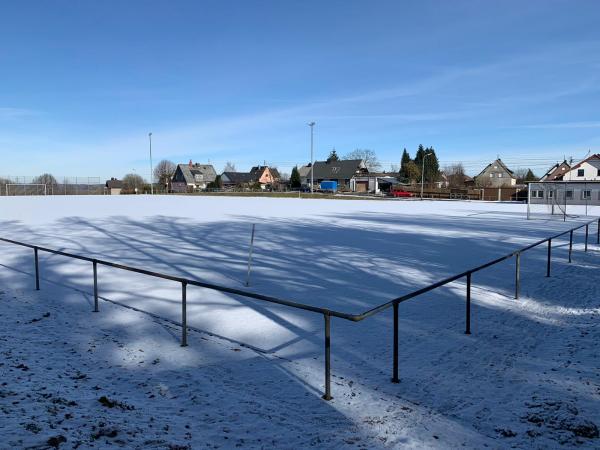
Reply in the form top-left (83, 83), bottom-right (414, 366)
top-left (245, 224), bottom-right (256, 287)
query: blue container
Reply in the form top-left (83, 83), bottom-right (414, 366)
top-left (320, 180), bottom-right (338, 192)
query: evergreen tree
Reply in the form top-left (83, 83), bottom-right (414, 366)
top-left (399, 148), bottom-right (411, 176)
top-left (327, 149), bottom-right (339, 162)
top-left (424, 147), bottom-right (440, 182)
top-left (290, 166), bottom-right (301, 188)
top-left (414, 144), bottom-right (426, 169)
top-left (413, 145), bottom-right (426, 181)
top-left (404, 161), bottom-right (420, 182)
top-left (524, 169), bottom-right (538, 182)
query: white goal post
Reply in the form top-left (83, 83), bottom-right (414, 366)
top-left (5, 183), bottom-right (48, 196)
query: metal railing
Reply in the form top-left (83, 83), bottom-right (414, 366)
top-left (1, 217), bottom-right (598, 400)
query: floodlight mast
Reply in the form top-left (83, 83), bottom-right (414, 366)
top-left (148, 132), bottom-right (153, 195)
top-left (308, 122), bottom-right (315, 193)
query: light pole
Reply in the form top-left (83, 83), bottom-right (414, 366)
top-left (148, 132), bottom-right (153, 195)
top-left (420, 152), bottom-right (432, 200)
top-left (308, 122), bottom-right (315, 193)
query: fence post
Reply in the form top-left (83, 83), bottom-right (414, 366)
top-left (585, 224), bottom-right (589, 252)
top-left (465, 273), bottom-right (471, 335)
top-left (181, 281), bottom-right (188, 347)
top-left (546, 239), bottom-right (551, 277)
top-left (569, 230), bottom-right (573, 263)
top-left (391, 302), bottom-right (399, 383)
top-left (93, 260), bottom-right (99, 312)
top-left (322, 313), bottom-right (332, 400)
top-left (515, 253), bottom-right (520, 299)
top-left (34, 247), bottom-right (40, 290)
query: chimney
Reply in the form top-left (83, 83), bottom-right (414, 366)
top-left (188, 159), bottom-right (193, 167)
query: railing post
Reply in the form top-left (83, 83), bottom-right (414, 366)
top-left (585, 224), bottom-right (589, 252)
top-left (515, 253), bottom-right (520, 299)
top-left (181, 281), bottom-right (188, 347)
top-left (597, 219), bottom-right (599, 245)
top-left (322, 313), bottom-right (332, 400)
top-left (546, 239), bottom-right (551, 277)
top-left (569, 230), bottom-right (573, 263)
top-left (93, 260), bottom-right (99, 312)
top-left (34, 247), bottom-right (39, 290)
top-left (391, 302), bottom-right (399, 383)
top-left (465, 273), bottom-right (471, 335)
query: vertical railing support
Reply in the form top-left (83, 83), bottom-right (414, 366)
top-left (391, 302), bottom-right (399, 383)
top-left (597, 219), bottom-right (599, 245)
top-left (585, 224), bottom-right (589, 252)
top-left (546, 239), bottom-right (551, 277)
top-left (322, 313), bottom-right (332, 400)
top-left (181, 281), bottom-right (188, 347)
top-left (465, 273), bottom-right (471, 335)
top-left (93, 260), bottom-right (99, 312)
top-left (515, 253), bottom-right (521, 299)
top-left (34, 247), bottom-right (40, 290)
top-left (569, 230), bottom-right (573, 263)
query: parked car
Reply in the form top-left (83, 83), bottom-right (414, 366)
top-left (389, 188), bottom-right (413, 198)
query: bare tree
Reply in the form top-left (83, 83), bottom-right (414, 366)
top-left (122, 173), bottom-right (146, 194)
top-left (443, 163), bottom-right (467, 188)
top-left (223, 161), bottom-right (236, 172)
top-left (32, 173), bottom-right (58, 186)
top-left (153, 160), bottom-right (176, 191)
top-left (344, 149), bottom-right (381, 171)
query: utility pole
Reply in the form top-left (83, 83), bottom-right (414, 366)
top-left (148, 132), bottom-right (154, 194)
top-left (308, 122), bottom-right (315, 193)
top-left (420, 152), bottom-right (432, 200)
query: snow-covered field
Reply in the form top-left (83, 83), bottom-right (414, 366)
top-left (1, 195), bottom-right (599, 449)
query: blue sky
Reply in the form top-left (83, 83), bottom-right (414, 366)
top-left (1, 0), bottom-right (599, 179)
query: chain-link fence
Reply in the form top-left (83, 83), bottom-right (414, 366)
top-left (0, 176), bottom-right (105, 196)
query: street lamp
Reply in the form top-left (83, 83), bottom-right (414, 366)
top-left (420, 152), bottom-right (432, 200)
top-left (148, 132), bottom-right (153, 195)
top-left (308, 122), bottom-right (315, 193)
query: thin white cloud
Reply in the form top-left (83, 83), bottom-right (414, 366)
top-left (516, 121), bottom-right (600, 129)
top-left (0, 107), bottom-right (39, 119)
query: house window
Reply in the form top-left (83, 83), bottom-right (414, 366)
top-left (566, 190), bottom-right (573, 199)
top-left (582, 190), bottom-right (591, 200)
top-left (597, 168), bottom-right (600, 176)
top-left (548, 190), bottom-right (554, 198)
top-left (498, 173), bottom-right (502, 178)
top-left (577, 169), bottom-right (584, 177)
top-left (489, 173), bottom-right (493, 178)
top-left (194, 174), bottom-right (204, 182)
top-left (532, 190), bottom-right (544, 198)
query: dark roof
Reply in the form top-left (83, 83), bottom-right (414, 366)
top-left (269, 167), bottom-right (281, 179)
top-left (248, 165), bottom-right (280, 181)
top-left (569, 154), bottom-right (600, 171)
top-left (175, 164), bottom-right (217, 184)
top-left (222, 172), bottom-right (253, 184)
top-left (475, 159), bottom-right (515, 179)
top-left (540, 161), bottom-right (570, 181)
top-left (309, 159), bottom-right (367, 179)
top-left (105, 178), bottom-right (123, 188)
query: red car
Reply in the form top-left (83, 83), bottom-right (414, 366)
top-left (389, 189), bottom-right (413, 198)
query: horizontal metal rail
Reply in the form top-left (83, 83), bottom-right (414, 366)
top-left (354, 218), bottom-right (596, 321)
top-left (0, 216), bottom-right (597, 401)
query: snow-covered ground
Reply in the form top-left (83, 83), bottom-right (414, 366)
top-left (1, 196), bottom-right (599, 448)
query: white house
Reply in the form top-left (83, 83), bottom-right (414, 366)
top-left (562, 154), bottom-right (600, 181)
